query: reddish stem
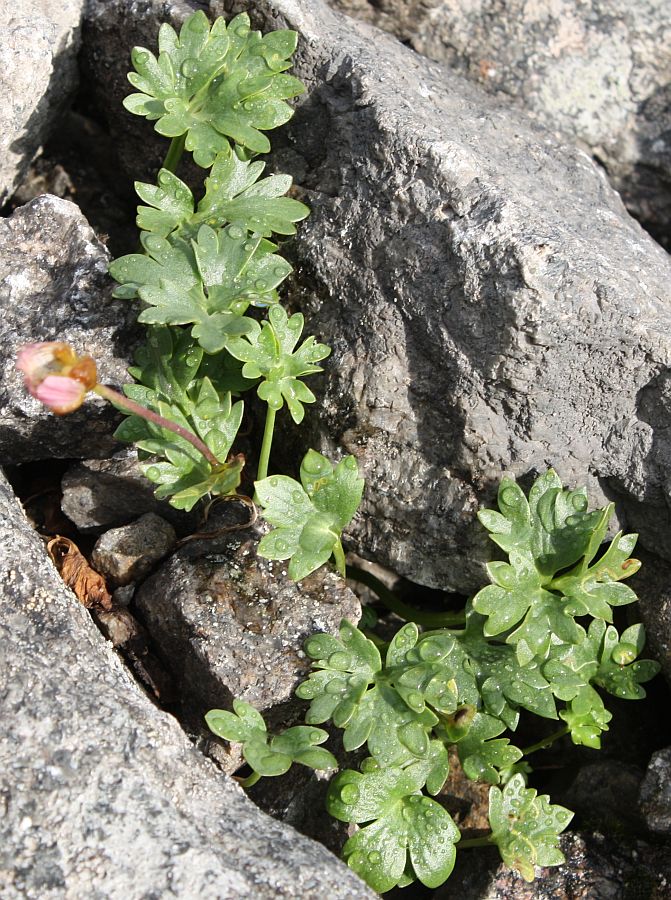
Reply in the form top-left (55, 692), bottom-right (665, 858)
top-left (93, 384), bottom-right (220, 468)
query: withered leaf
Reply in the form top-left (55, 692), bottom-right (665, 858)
top-left (47, 535), bottom-right (113, 611)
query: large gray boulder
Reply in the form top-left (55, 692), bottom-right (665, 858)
top-left (0, 195), bottom-right (138, 464)
top-left (330, 0), bottom-right (671, 244)
top-left (0, 1), bottom-right (84, 204)
top-left (0, 467), bottom-right (373, 898)
top-left (83, 0), bottom-right (671, 592)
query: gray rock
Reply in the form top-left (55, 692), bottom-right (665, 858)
top-left (81, 0), bottom-right (671, 593)
top-left (135, 522), bottom-right (361, 744)
top-left (330, 0), bottom-right (671, 245)
top-left (91, 512), bottom-right (176, 585)
top-left (61, 450), bottom-right (197, 533)
top-left (0, 466), bottom-right (374, 898)
top-left (0, 195), bottom-right (139, 465)
top-left (221, 0), bottom-right (671, 591)
top-left (639, 747), bottom-right (671, 835)
top-left (630, 550), bottom-right (671, 684)
top-left (0, 1), bottom-right (84, 205)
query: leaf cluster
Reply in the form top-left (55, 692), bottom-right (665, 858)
top-left (211, 470), bottom-right (660, 893)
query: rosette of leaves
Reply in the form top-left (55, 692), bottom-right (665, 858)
top-left (123, 11), bottom-right (305, 165)
top-left (327, 758), bottom-right (461, 892)
top-left (135, 143), bottom-right (309, 240)
top-left (488, 775), bottom-right (573, 882)
top-left (255, 450), bottom-right (363, 579)
top-left (226, 305), bottom-right (330, 423)
top-left (109, 225), bottom-right (292, 353)
top-left (472, 470), bottom-right (640, 663)
top-left (114, 326), bottom-right (243, 510)
top-left (205, 700), bottom-right (336, 780)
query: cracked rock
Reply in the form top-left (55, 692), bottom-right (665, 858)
top-left (0, 1), bottom-right (84, 204)
top-left (0, 195), bottom-right (139, 465)
top-left (91, 512), bottom-right (176, 586)
top-left (0, 467), bottom-right (373, 899)
top-left (134, 522), bottom-right (361, 753)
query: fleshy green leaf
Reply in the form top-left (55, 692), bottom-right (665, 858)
top-left (205, 700), bottom-right (336, 777)
top-left (124, 11), bottom-right (305, 165)
top-left (327, 762), bottom-right (460, 892)
top-left (135, 144), bottom-right (309, 240)
top-left (256, 451), bottom-right (363, 580)
top-left (488, 774), bottom-right (573, 881)
top-left (227, 305), bottom-right (330, 424)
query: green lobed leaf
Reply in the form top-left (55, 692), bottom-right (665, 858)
top-left (327, 762), bottom-right (460, 892)
top-left (135, 143), bottom-right (309, 240)
top-left (124, 11), bottom-right (305, 165)
top-left (256, 451), bottom-right (363, 580)
top-left (227, 305), bottom-right (330, 424)
top-left (205, 700), bottom-right (336, 777)
top-left (488, 774), bottom-right (573, 882)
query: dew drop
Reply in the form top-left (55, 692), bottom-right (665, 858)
top-left (244, 241), bottom-right (256, 252)
top-left (228, 225), bottom-right (244, 239)
top-left (273, 266), bottom-right (286, 277)
top-left (367, 851), bottom-right (381, 865)
top-left (291, 490), bottom-right (304, 504)
top-left (328, 651), bottom-right (350, 669)
top-left (340, 784), bottom-right (359, 804)
top-left (309, 730), bottom-right (322, 742)
top-left (255, 279), bottom-right (267, 290)
top-left (235, 24), bottom-right (249, 36)
top-left (180, 58), bottom-right (199, 78)
top-left (146, 466), bottom-right (160, 479)
top-left (407, 691), bottom-right (423, 709)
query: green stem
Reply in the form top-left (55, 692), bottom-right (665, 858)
top-left (162, 134), bottom-right (186, 173)
top-left (257, 405), bottom-right (276, 483)
top-left (238, 771), bottom-right (261, 789)
top-left (458, 835), bottom-right (495, 849)
top-left (347, 565), bottom-right (466, 628)
top-left (333, 539), bottom-right (346, 578)
top-left (521, 725), bottom-right (570, 756)
top-left (94, 384), bottom-right (220, 468)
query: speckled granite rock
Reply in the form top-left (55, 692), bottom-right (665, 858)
top-left (0, 1), bottom-right (84, 204)
top-left (135, 522), bottom-right (361, 746)
top-left (82, 0), bottom-right (671, 595)
top-left (0, 195), bottom-right (139, 465)
top-left (330, 0), bottom-right (671, 245)
top-left (0, 467), bottom-right (374, 899)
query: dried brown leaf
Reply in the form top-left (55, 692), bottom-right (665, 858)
top-left (47, 535), bottom-right (113, 611)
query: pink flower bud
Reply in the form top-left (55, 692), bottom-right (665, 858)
top-left (16, 342), bottom-right (98, 415)
top-left (34, 375), bottom-right (89, 415)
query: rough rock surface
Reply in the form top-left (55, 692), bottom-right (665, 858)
top-left (82, 0), bottom-right (671, 592)
top-left (92, 512), bottom-right (176, 585)
top-left (61, 451), bottom-right (197, 533)
top-left (0, 1), bottom-right (84, 205)
top-left (135, 522), bottom-right (361, 743)
top-left (330, 0), bottom-right (671, 245)
top-left (0, 467), bottom-right (373, 898)
top-left (436, 831), bottom-right (671, 899)
top-left (639, 747), bottom-right (671, 835)
top-left (0, 195), bottom-right (139, 465)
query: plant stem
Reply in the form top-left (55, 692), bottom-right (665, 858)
top-left (458, 835), bottom-right (494, 849)
top-left (257, 405), bottom-right (276, 482)
top-left (93, 384), bottom-right (220, 468)
top-left (238, 771), bottom-right (261, 789)
top-left (332, 539), bottom-right (346, 578)
top-left (521, 725), bottom-right (570, 756)
top-left (162, 134), bottom-right (186, 173)
top-left (347, 565), bottom-right (467, 628)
